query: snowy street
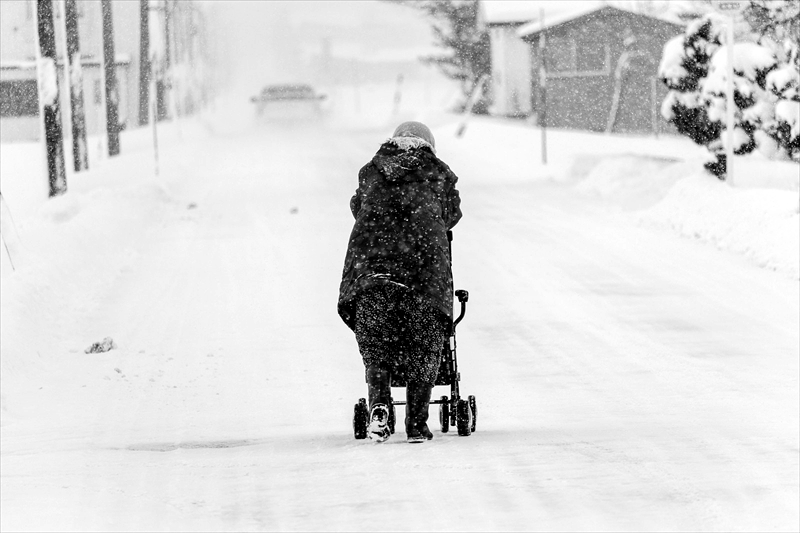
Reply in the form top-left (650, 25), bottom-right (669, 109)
top-left (1, 111), bottom-right (798, 531)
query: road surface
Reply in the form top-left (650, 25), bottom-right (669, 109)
top-left (2, 120), bottom-right (798, 532)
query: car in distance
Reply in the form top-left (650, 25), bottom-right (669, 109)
top-left (250, 84), bottom-right (327, 118)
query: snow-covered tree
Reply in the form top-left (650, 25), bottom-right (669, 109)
top-left (762, 40), bottom-right (799, 160)
top-left (746, 1), bottom-right (800, 161)
top-left (659, 4), bottom-right (799, 177)
top-left (744, 0), bottom-right (800, 43)
top-left (702, 40), bottom-right (777, 161)
top-left (659, 18), bottom-right (726, 176)
top-left (386, 0), bottom-right (490, 109)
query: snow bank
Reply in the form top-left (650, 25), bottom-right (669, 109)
top-left (639, 174), bottom-right (799, 279)
top-left (569, 148), bottom-right (798, 279)
top-left (575, 155), bottom-right (690, 209)
top-left (435, 115), bottom-right (798, 279)
top-left (1, 177), bottom-right (175, 377)
top-left (1, 127), bottom-right (180, 405)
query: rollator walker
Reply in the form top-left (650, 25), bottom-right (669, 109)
top-left (353, 231), bottom-right (477, 438)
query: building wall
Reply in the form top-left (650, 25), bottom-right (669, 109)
top-left (528, 8), bottom-right (682, 134)
top-left (1, 62), bottom-right (131, 142)
top-left (76, 1), bottom-right (141, 129)
top-left (0, 0), bottom-right (141, 143)
top-left (0, 66), bottom-right (39, 142)
top-left (0, 1), bottom-right (37, 63)
top-left (489, 24), bottom-right (532, 117)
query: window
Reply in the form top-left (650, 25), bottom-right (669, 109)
top-left (544, 34), bottom-right (610, 77)
top-left (577, 37), bottom-right (607, 72)
top-left (0, 80), bottom-right (39, 117)
top-left (546, 36), bottom-right (573, 72)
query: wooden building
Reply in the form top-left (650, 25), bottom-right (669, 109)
top-left (0, 0), bottom-right (204, 143)
top-left (518, 4), bottom-right (684, 134)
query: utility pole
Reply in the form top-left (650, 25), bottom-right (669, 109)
top-left (724, 20), bottom-right (736, 185)
top-left (146, 3), bottom-right (160, 175)
top-left (35, 0), bottom-right (67, 197)
top-left (139, 0), bottom-right (150, 126)
top-left (163, 0), bottom-right (176, 121)
top-left (163, 0), bottom-right (172, 72)
top-left (539, 7), bottom-right (547, 165)
top-left (101, 0), bottom-right (120, 156)
top-left (64, 0), bottom-right (88, 171)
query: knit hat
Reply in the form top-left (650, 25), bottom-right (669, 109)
top-left (392, 121), bottom-right (435, 151)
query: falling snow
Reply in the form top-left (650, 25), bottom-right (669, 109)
top-left (1, 1), bottom-right (798, 531)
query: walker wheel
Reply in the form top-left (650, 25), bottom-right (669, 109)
top-left (439, 396), bottom-right (450, 433)
top-left (456, 398), bottom-right (472, 436)
top-left (468, 395), bottom-right (477, 433)
top-left (353, 398), bottom-right (368, 439)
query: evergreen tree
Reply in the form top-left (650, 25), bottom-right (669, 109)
top-left (746, 0), bottom-right (800, 161)
top-left (660, 18), bottom-right (726, 177)
top-left (659, 5), bottom-right (796, 177)
top-left (763, 40), bottom-right (799, 160)
top-left (387, 0), bottom-right (490, 108)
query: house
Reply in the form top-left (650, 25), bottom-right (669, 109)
top-left (1, 1), bottom-right (142, 143)
top-left (517, 4), bottom-right (684, 134)
top-left (484, 1), bottom-right (613, 119)
top-left (0, 0), bottom-right (204, 144)
top-left (484, 1), bottom-right (542, 118)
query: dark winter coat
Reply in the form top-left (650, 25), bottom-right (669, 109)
top-left (338, 138), bottom-right (462, 331)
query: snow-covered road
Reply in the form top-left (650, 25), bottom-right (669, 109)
top-left (1, 118), bottom-right (798, 532)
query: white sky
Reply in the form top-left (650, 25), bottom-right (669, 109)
top-left (202, 1), bottom-right (438, 89)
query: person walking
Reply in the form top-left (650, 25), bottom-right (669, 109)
top-left (338, 121), bottom-right (462, 443)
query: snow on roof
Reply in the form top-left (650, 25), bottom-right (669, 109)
top-left (483, 0), bottom-right (576, 25)
top-left (516, 2), bottom-right (682, 38)
top-left (516, 1), bottom-right (611, 36)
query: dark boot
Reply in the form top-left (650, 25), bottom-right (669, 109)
top-left (366, 365), bottom-right (392, 442)
top-left (405, 381), bottom-right (434, 443)
top-left (366, 365), bottom-right (392, 408)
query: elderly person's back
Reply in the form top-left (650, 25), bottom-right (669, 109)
top-left (338, 121), bottom-right (462, 443)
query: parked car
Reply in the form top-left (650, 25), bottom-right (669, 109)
top-left (250, 84), bottom-right (327, 118)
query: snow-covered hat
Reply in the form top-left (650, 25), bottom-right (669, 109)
top-left (392, 121), bottom-right (435, 151)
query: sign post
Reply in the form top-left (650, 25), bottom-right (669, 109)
top-left (709, 0), bottom-right (746, 186)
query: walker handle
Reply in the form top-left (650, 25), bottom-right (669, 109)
top-left (454, 289), bottom-right (469, 328)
